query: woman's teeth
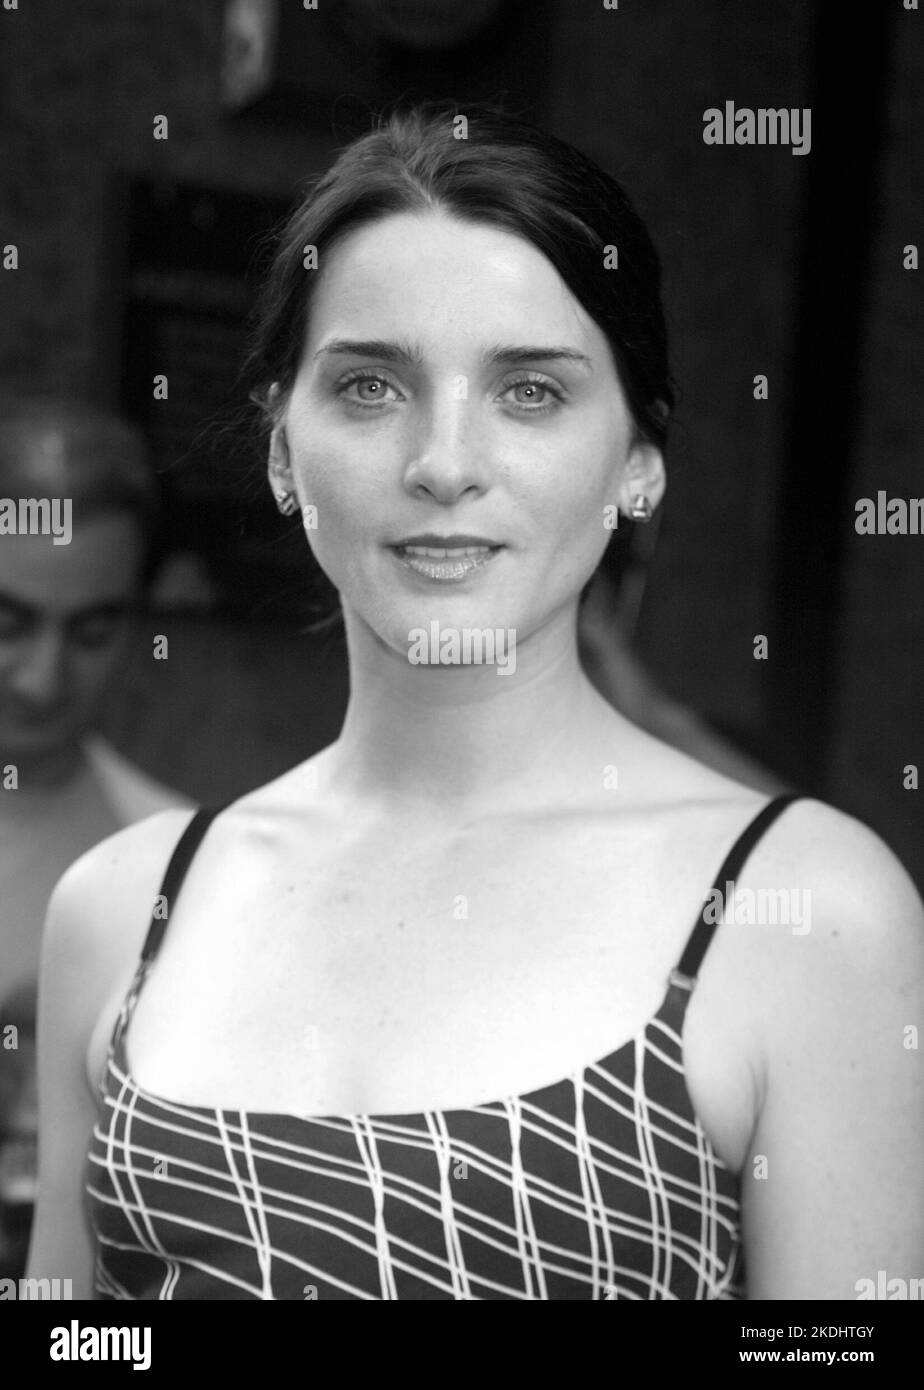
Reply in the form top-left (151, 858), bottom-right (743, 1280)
top-left (401, 545), bottom-right (493, 557)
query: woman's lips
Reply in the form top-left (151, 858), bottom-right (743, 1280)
top-left (390, 543), bottom-right (502, 581)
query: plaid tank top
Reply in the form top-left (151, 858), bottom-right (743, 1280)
top-left (86, 794), bottom-right (801, 1299)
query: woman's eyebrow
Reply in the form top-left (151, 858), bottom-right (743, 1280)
top-left (313, 338), bottom-right (593, 370)
top-left (482, 344), bottom-right (593, 371)
top-left (314, 338), bottom-right (423, 364)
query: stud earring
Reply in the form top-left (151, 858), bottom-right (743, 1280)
top-left (630, 493), bottom-right (653, 522)
top-left (274, 491), bottom-right (299, 517)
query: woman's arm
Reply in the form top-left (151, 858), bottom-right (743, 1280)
top-left (25, 810), bottom-right (194, 1298)
top-left (741, 803), bottom-right (924, 1299)
top-left (25, 862), bottom-right (105, 1297)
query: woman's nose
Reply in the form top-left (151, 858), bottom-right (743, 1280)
top-left (402, 391), bottom-right (490, 500)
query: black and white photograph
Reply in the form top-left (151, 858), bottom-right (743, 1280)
top-left (0, 0), bottom-right (921, 1354)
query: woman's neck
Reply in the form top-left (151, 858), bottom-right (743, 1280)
top-left (325, 602), bottom-right (632, 824)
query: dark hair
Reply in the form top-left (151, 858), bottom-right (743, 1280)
top-left (0, 395), bottom-right (166, 585)
top-left (244, 100), bottom-right (674, 622)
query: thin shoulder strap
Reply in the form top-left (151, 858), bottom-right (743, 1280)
top-left (672, 792), bottom-right (804, 988)
top-left (106, 803), bottom-right (229, 1072)
top-left (140, 804), bottom-right (228, 964)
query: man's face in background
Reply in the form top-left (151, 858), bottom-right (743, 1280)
top-left (0, 512), bottom-right (145, 781)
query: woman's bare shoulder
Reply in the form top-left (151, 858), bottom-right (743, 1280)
top-left (43, 807), bottom-right (199, 977)
top-left (45, 747), bottom-right (338, 956)
top-left (618, 730), bottom-right (918, 939)
top-left (50, 806), bottom-right (198, 909)
top-left (714, 794), bottom-right (924, 1056)
top-left (739, 793), bottom-right (922, 930)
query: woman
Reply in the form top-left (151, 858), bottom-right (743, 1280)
top-left (27, 103), bottom-right (923, 1300)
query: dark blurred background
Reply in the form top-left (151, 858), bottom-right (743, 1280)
top-left (0, 0), bottom-right (921, 883)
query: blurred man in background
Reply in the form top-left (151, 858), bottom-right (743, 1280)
top-left (0, 397), bottom-right (190, 1276)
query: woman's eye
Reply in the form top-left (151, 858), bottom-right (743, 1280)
top-left (501, 377), bottom-right (562, 412)
top-left (337, 372), bottom-right (402, 408)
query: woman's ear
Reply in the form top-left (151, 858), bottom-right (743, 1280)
top-left (267, 423), bottom-right (301, 518)
top-left (618, 440), bottom-right (666, 517)
top-left (266, 383), bottom-right (295, 505)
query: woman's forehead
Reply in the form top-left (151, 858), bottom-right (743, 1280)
top-left (305, 211), bottom-right (601, 352)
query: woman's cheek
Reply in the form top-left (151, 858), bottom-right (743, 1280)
top-left (293, 466), bottom-right (374, 590)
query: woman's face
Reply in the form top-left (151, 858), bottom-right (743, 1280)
top-left (272, 210), bottom-right (664, 654)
